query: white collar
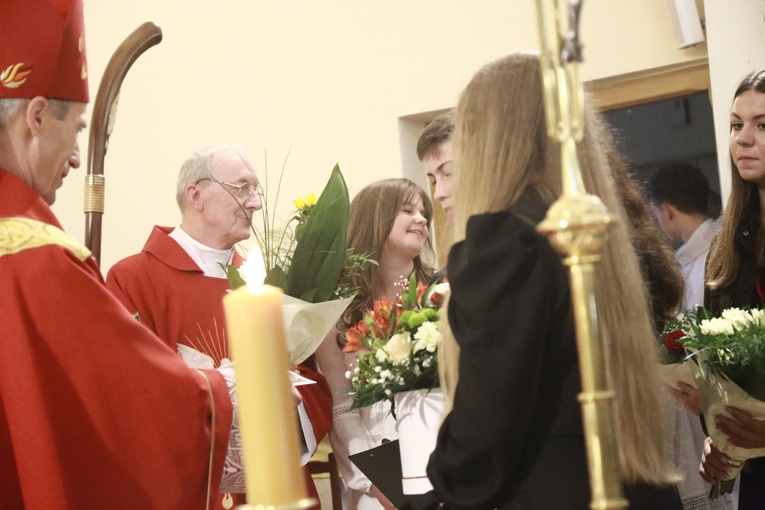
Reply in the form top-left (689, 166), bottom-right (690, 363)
top-left (169, 226), bottom-right (234, 279)
top-left (676, 217), bottom-right (721, 263)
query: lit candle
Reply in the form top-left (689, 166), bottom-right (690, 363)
top-left (223, 284), bottom-right (307, 506)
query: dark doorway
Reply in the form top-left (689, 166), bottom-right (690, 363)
top-left (603, 91), bottom-right (720, 201)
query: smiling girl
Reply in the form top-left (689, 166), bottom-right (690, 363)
top-left (316, 178), bottom-right (435, 510)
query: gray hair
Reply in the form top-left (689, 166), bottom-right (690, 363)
top-left (0, 98), bottom-right (71, 129)
top-left (175, 144), bottom-right (250, 210)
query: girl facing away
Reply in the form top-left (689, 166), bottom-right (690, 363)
top-left (415, 52), bottom-right (681, 510)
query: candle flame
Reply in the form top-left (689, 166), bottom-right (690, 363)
top-left (241, 239), bottom-right (267, 286)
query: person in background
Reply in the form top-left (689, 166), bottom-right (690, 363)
top-left (648, 163), bottom-right (722, 309)
top-left (0, 1), bottom-right (236, 507)
top-left (417, 112), bottom-right (454, 284)
top-left (702, 68), bottom-right (765, 510)
top-left (413, 52), bottom-right (682, 509)
top-left (316, 178), bottom-right (434, 510)
top-left (106, 145), bottom-right (333, 510)
top-left (647, 163), bottom-right (735, 509)
top-left (418, 112), bottom-right (455, 218)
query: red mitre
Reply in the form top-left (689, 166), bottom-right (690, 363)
top-left (0, 0), bottom-right (89, 102)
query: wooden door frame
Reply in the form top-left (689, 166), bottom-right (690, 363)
top-left (587, 58), bottom-right (710, 111)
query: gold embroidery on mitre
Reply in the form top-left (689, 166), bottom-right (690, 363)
top-left (0, 218), bottom-right (91, 261)
top-left (1, 63), bottom-right (32, 89)
top-left (81, 62), bottom-right (87, 80)
top-left (79, 36), bottom-right (84, 53)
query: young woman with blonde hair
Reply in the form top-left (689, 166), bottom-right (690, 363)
top-left (316, 178), bottom-right (434, 510)
top-left (419, 52), bottom-right (681, 509)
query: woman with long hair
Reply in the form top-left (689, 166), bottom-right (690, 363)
top-left (420, 52), bottom-right (681, 509)
top-left (701, 68), bottom-right (765, 509)
top-left (316, 178), bottom-right (434, 510)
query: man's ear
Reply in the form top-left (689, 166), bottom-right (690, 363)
top-left (660, 202), bottom-right (676, 221)
top-left (24, 97), bottom-right (49, 135)
top-left (185, 184), bottom-right (205, 212)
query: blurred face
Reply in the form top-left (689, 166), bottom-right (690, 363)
top-left (424, 141), bottom-right (454, 216)
top-left (383, 193), bottom-right (429, 261)
top-left (26, 100), bottom-right (87, 205)
top-left (730, 90), bottom-right (765, 187)
top-left (196, 150), bottom-right (262, 249)
top-left (650, 202), bottom-right (682, 247)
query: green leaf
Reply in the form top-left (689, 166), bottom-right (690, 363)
top-left (264, 265), bottom-right (288, 291)
top-left (222, 264), bottom-right (247, 290)
top-left (286, 164), bottom-right (350, 302)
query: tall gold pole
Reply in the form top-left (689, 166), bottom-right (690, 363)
top-left (534, 2), bottom-right (627, 509)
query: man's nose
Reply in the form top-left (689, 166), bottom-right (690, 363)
top-left (69, 145), bottom-right (81, 169)
top-left (245, 192), bottom-right (262, 211)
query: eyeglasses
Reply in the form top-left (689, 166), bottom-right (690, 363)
top-left (196, 177), bottom-right (259, 200)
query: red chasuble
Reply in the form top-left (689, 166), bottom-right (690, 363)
top-left (0, 168), bottom-right (233, 509)
top-left (106, 225), bottom-right (333, 509)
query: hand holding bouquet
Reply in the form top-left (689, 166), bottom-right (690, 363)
top-left (676, 307), bottom-right (765, 499)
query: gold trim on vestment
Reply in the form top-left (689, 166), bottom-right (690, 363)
top-left (0, 217), bottom-right (91, 261)
top-left (194, 369), bottom-right (217, 510)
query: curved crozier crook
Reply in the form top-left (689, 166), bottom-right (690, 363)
top-left (85, 22), bottom-right (163, 264)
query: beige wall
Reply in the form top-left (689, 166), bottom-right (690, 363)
top-left (52, 1), bottom-right (708, 272)
top-left (704, 0), bottom-right (765, 205)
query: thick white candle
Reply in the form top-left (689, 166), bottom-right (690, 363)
top-left (223, 284), bottom-right (307, 506)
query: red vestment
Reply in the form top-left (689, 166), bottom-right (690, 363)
top-left (0, 168), bottom-right (233, 510)
top-left (106, 225), bottom-right (333, 509)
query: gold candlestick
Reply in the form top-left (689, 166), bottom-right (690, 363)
top-left (534, 1), bottom-right (627, 509)
top-left (224, 284), bottom-right (317, 510)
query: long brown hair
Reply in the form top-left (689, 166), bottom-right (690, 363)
top-left (442, 52), bottom-right (676, 484)
top-left (339, 178), bottom-right (434, 332)
top-left (707, 69), bottom-right (765, 290)
top-left (608, 150), bottom-right (684, 325)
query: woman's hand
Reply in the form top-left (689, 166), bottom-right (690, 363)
top-left (699, 437), bottom-right (733, 483)
top-left (668, 382), bottom-right (701, 415)
top-left (715, 407), bottom-right (765, 449)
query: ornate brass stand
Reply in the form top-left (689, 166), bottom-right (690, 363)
top-left (534, 1), bottom-right (627, 509)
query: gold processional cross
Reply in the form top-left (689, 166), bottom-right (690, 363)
top-left (534, 1), bottom-right (628, 509)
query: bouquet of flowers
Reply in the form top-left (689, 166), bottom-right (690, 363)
top-left (224, 163), bottom-right (372, 364)
top-left (675, 306), bottom-right (765, 499)
top-left (343, 273), bottom-right (450, 415)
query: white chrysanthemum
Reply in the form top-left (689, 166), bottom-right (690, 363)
top-left (750, 308), bottom-right (765, 325)
top-left (413, 321), bottom-right (441, 352)
top-left (721, 308), bottom-right (752, 330)
top-left (385, 332), bottom-right (412, 365)
top-left (700, 317), bottom-right (734, 336)
top-left (375, 349), bottom-right (389, 363)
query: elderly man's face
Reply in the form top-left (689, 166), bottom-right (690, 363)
top-left (26, 100), bottom-right (87, 205)
top-left (196, 151), bottom-right (262, 250)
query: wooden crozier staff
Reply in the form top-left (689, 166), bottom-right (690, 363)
top-left (534, 1), bottom-right (627, 509)
top-left (85, 22), bottom-right (163, 264)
